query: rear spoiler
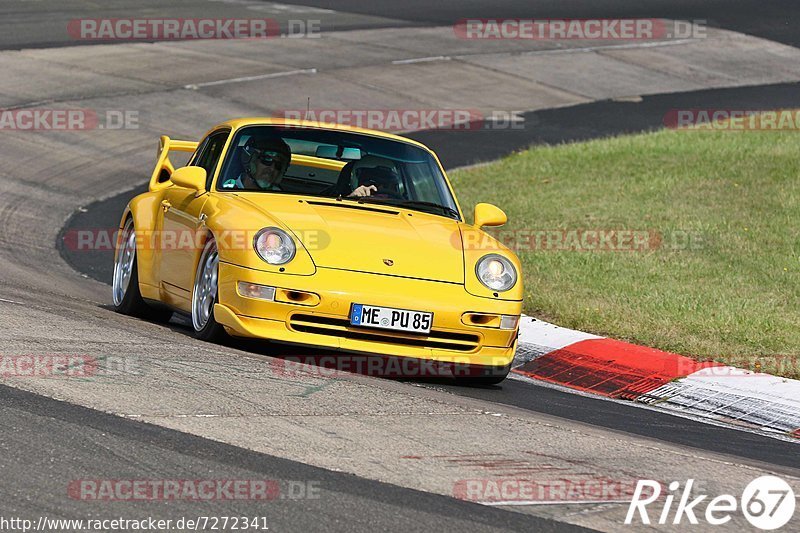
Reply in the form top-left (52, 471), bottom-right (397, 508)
top-left (148, 135), bottom-right (199, 192)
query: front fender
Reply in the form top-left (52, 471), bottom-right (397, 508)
top-left (201, 195), bottom-right (317, 276)
top-left (460, 224), bottom-right (523, 302)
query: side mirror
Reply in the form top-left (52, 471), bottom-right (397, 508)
top-left (170, 166), bottom-right (207, 193)
top-left (474, 203), bottom-right (507, 228)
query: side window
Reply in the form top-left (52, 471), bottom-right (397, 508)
top-left (194, 130), bottom-right (230, 189)
top-left (187, 138), bottom-right (208, 167)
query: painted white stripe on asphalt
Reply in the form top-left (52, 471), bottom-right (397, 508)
top-left (206, 0), bottom-right (335, 14)
top-left (638, 367), bottom-right (800, 434)
top-left (184, 68), bottom-right (317, 89)
top-left (515, 38), bottom-right (700, 57)
top-left (392, 56), bottom-right (452, 65)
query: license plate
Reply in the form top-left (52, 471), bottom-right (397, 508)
top-left (350, 304), bottom-right (433, 334)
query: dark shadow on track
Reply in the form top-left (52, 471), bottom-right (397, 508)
top-left (276, 0), bottom-right (800, 49)
top-left (407, 81), bottom-right (800, 169)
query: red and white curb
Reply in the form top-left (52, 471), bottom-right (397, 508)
top-left (510, 317), bottom-right (800, 439)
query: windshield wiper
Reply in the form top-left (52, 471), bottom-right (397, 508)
top-left (335, 196), bottom-right (460, 219)
top-left (394, 200), bottom-right (460, 219)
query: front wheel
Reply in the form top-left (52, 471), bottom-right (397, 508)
top-left (191, 237), bottom-right (227, 342)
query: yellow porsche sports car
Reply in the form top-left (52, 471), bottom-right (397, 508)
top-left (113, 119), bottom-right (522, 383)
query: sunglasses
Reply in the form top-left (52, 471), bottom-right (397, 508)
top-left (253, 150), bottom-right (286, 167)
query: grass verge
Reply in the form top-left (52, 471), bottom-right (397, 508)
top-left (450, 126), bottom-right (799, 378)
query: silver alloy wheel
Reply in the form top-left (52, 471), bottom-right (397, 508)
top-left (192, 239), bottom-right (219, 331)
top-left (112, 218), bottom-right (137, 306)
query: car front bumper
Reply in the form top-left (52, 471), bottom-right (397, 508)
top-left (214, 262), bottom-right (521, 368)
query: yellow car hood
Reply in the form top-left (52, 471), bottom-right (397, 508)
top-left (233, 193), bottom-right (465, 283)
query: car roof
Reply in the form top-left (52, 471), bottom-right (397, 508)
top-left (209, 118), bottom-right (432, 151)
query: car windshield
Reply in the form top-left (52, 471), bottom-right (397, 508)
top-left (216, 125), bottom-right (460, 220)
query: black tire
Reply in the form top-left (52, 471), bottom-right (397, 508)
top-left (191, 237), bottom-right (228, 342)
top-left (112, 217), bottom-right (172, 323)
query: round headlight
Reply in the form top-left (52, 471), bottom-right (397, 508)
top-left (476, 254), bottom-right (517, 292)
top-left (254, 227), bottom-right (296, 265)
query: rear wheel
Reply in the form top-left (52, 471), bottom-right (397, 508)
top-left (192, 237), bottom-right (227, 342)
top-left (112, 217), bottom-right (172, 322)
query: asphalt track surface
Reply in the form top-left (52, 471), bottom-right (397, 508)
top-left (0, 0), bottom-right (412, 50)
top-left (5, 1), bottom-right (800, 531)
top-left (1, 383), bottom-right (582, 532)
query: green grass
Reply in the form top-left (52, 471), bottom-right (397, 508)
top-left (450, 127), bottom-right (800, 378)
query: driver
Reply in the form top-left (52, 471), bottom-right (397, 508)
top-left (221, 137), bottom-right (291, 191)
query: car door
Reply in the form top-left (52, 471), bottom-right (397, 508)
top-left (159, 129), bottom-right (229, 308)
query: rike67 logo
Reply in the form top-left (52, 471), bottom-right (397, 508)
top-left (626, 476), bottom-right (796, 530)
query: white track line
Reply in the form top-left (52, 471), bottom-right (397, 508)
top-left (515, 38), bottom-right (700, 57)
top-left (184, 68), bottom-right (317, 89)
top-left (392, 56), bottom-right (452, 65)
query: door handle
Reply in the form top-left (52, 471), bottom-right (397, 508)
top-left (161, 200), bottom-right (171, 212)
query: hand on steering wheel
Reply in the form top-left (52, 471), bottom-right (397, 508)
top-left (350, 184), bottom-right (378, 197)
